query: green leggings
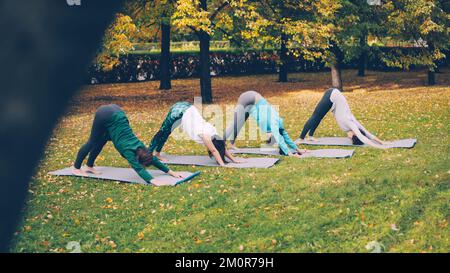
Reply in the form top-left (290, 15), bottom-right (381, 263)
top-left (149, 102), bottom-right (191, 153)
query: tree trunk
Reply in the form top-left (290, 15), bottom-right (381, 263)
top-left (278, 34), bottom-right (288, 82)
top-left (331, 62), bottom-right (343, 91)
top-left (199, 30), bottom-right (213, 103)
top-left (197, 0), bottom-right (212, 103)
top-left (427, 43), bottom-right (436, 86)
top-left (330, 42), bottom-right (344, 91)
top-left (358, 34), bottom-right (367, 77)
top-left (428, 69), bottom-right (436, 85)
top-left (159, 21), bottom-right (172, 90)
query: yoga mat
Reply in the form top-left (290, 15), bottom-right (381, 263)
top-left (230, 148), bottom-right (354, 158)
top-left (161, 154), bottom-right (280, 168)
top-left (295, 137), bottom-right (417, 149)
top-left (49, 167), bottom-right (201, 186)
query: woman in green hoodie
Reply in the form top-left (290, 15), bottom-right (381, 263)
top-left (73, 104), bottom-right (184, 185)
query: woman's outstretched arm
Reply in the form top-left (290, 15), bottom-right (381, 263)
top-left (353, 117), bottom-right (387, 145)
top-left (202, 135), bottom-right (226, 166)
top-left (224, 149), bottom-right (246, 163)
top-left (151, 155), bottom-right (186, 178)
top-left (347, 122), bottom-right (386, 149)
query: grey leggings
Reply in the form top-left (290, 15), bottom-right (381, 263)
top-left (74, 104), bottom-right (121, 169)
top-left (224, 91), bottom-right (260, 144)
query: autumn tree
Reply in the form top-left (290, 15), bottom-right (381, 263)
top-left (172, 0), bottom-right (233, 103)
top-left (96, 13), bottom-right (137, 72)
top-left (315, 0), bottom-right (384, 90)
top-left (127, 0), bottom-right (176, 90)
top-left (383, 0), bottom-right (449, 85)
top-left (325, 0), bottom-right (448, 88)
top-left (349, 0), bottom-right (384, 77)
top-left (235, 0), bottom-right (338, 83)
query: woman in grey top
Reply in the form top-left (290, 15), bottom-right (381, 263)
top-left (300, 88), bottom-right (388, 149)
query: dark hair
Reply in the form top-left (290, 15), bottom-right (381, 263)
top-left (279, 148), bottom-right (288, 156)
top-left (351, 129), bottom-right (367, 145)
top-left (266, 135), bottom-right (275, 146)
top-left (136, 147), bottom-right (153, 167)
top-left (208, 136), bottom-right (227, 164)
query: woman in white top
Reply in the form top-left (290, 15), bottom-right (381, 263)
top-left (149, 102), bottom-right (243, 166)
top-left (299, 88), bottom-right (387, 148)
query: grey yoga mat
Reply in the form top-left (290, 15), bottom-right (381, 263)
top-left (161, 154), bottom-right (280, 168)
top-left (230, 148), bottom-right (354, 158)
top-left (295, 137), bottom-right (417, 149)
top-left (49, 167), bottom-right (201, 186)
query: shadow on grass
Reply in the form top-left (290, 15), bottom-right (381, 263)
top-left (379, 180), bottom-right (449, 251)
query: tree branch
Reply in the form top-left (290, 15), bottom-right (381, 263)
top-left (259, 0), bottom-right (277, 18)
top-left (210, 1), bottom-right (230, 21)
top-left (257, 0), bottom-right (281, 25)
top-left (211, 22), bottom-right (243, 47)
top-left (188, 25), bottom-right (199, 35)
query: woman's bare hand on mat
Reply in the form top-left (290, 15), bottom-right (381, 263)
top-left (72, 168), bottom-right (89, 176)
top-left (168, 170), bottom-right (186, 179)
top-left (84, 166), bottom-right (101, 175)
top-left (232, 158), bottom-right (246, 164)
top-left (296, 148), bottom-right (308, 155)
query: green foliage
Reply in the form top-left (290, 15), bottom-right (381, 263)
top-left (95, 0), bottom-right (448, 73)
top-left (329, 0), bottom-right (383, 61)
top-left (382, 0), bottom-right (449, 70)
top-left (125, 0), bottom-right (176, 41)
top-left (172, 0), bottom-right (234, 36)
top-left (173, 0), bottom-right (213, 34)
top-left (233, 0), bottom-right (339, 62)
top-left (95, 0), bottom-right (179, 72)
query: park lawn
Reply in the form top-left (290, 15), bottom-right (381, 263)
top-left (11, 69), bottom-right (449, 253)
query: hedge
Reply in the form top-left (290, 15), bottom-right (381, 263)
top-left (87, 47), bottom-right (448, 84)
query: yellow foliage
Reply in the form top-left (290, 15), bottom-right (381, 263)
top-left (96, 14), bottom-right (138, 72)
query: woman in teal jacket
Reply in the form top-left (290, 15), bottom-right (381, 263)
top-left (74, 104), bottom-right (184, 185)
top-left (224, 91), bottom-right (306, 156)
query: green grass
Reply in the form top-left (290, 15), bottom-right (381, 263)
top-left (11, 70), bottom-right (450, 253)
top-left (128, 47), bottom-right (276, 55)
